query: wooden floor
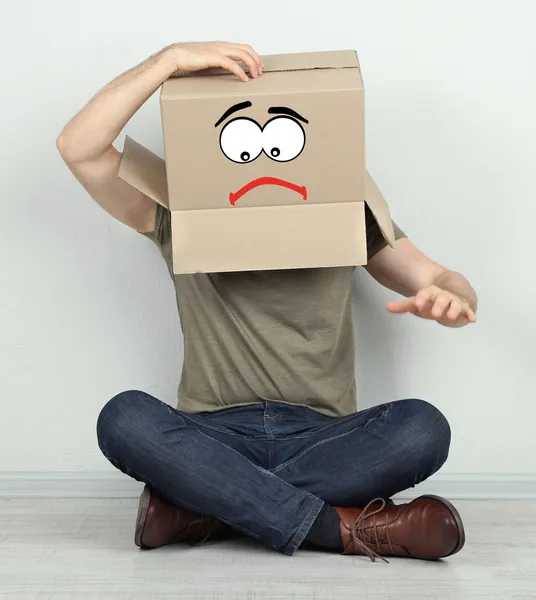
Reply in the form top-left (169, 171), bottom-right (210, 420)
top-left (0, 498), bottom-right (535, 600)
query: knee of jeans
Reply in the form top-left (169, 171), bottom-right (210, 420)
top-left (396, 398), bottom-right (452, 468)
top-left (96, 390), bottom-right (150, 457)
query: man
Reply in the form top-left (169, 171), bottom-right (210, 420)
top-left (57, 41), bottom-right (477, 561)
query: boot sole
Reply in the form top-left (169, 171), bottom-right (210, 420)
top-left (420, 494), bottom-right (466, 556)
top-left (134, 485), bottom-right (151, 549)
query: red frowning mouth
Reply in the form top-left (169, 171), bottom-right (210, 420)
top-left (229, 177), bottom-right (308, 205)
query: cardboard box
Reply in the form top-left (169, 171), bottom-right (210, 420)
top-left (119, 50), bottom-right (395, 274)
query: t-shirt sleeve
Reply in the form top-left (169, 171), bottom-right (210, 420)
top-left (140, 204), bottom-right (174, 274)
top-left (365, 204), bottom-right (406, 260)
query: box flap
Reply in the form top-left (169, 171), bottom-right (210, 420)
top-left (118, 136), bottom-right (169, 208)
top-left (168, 50), bottom-right (358, 80)
top-left (162, 67), bottom-right (362, 100)
top-left (364, 171), bottom-right (396, 248)
top-left (171, 202), bottom-right (367, 274)
top-left (254, 50), bottom-right (358, 73)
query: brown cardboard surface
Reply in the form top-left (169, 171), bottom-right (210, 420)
top-left (161, 86), bottom-right (364, 211)
top-left (118, 136), bottom-right (169, 208)
top-left (161, 51), bottom-right (364, 213)
top-left (162, 67), bottom-right (362, 99)
top-left (168, 50), bottom-right (359, 81)
top-left (260, 49), bottom-right (358, 72)
top-left (171, 202), bottom-right (367, 274)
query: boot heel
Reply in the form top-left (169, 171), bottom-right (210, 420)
top-left (134, 486), bottom-right (151, 548)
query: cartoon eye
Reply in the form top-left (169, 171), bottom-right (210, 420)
top-left (220, 117), bottom-right (263, 163)
top-left (262, 116), bottom-right (306, 162)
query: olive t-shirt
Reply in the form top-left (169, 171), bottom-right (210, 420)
top-left (146, 205), bottom-right (405, 417)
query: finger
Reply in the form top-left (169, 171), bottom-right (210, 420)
top-left (465, 307), bottom-right (478, 323)
top-left (414, 287), bottom-right (437, 310)
top-left (237, 44), bottom-right (264, 74)
top-left (446, 300), bottom-right (462, 321)
top-left (386, 298), bottom-right (417, 314)
top-left (224, 48), bottom-right (259, 78)
top-left (431, 295), bottom-right (452, 319)
top-left (208, 54), bottom-right (248, 81)
top-left (414, 295), bottom-right (434, 316)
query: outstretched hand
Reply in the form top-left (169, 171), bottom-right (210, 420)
top-left (386, 285), bottom-right (477, 327)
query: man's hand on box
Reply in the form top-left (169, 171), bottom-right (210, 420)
top-left (386, 285), bottom-right (477, 328)
top-left (168, 41), bottom-right (263, 82)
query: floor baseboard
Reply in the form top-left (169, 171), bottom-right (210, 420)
top-left (1, 471), bottom-right (536, 499)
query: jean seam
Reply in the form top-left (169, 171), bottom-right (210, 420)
top-left (383, 402), bottom-right (393, 416)
top-left (271, 413), bottom-right (386, 474)
top-left (282, 404), bottom-right (389, 439)
top-left (264, 404), bottom-right (275, 468)
top-left (180, 413), bottom-right (264, 440)
top-left (275, 433), bottom-right (317, 440)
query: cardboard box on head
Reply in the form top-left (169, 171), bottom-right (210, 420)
top-left (118, 50), bottom-right (396, 274)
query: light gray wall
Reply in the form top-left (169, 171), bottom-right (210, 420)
top-left (1, 0), bottom-right (534, 476)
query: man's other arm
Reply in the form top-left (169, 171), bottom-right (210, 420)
top-left (365, 236), bottom-right (478, 328)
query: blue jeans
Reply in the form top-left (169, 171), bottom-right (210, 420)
top-left (97, 393), bottom-right (451, 555)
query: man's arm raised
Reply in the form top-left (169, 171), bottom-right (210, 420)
top-left (57, 42), bottom-right (263, 232)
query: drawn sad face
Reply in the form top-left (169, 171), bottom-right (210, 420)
top-left (215, 101), bottom-right (308, 205)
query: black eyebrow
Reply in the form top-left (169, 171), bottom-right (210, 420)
top-left (268, 106), bottom-right (309, 124)
top-left (214, 101), bottom-right (252, 127)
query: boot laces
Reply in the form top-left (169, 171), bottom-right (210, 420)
top-left (349, 498), bottom-right (393, 563)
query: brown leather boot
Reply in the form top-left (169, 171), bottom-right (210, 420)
top-left (335, 495), bottom-right (465, 562)
top-left (134, 486), bottom-right (231, 549)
